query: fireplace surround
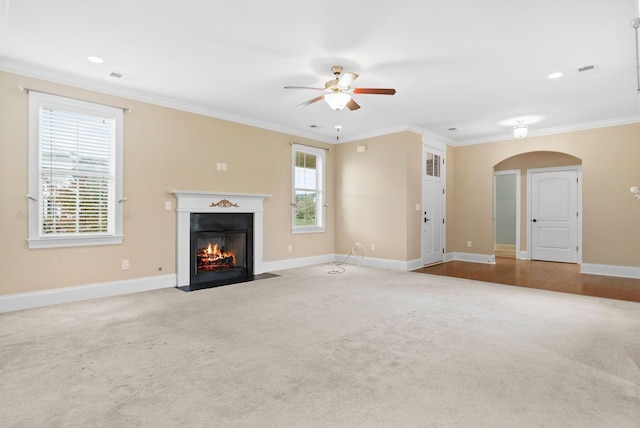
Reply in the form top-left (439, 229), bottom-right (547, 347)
top-left (190, 212), bottom-right (253, 287)
top-left (170, 191), bottom-right (270, 289)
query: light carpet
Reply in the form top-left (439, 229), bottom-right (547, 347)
top-left (1, 265), bottom-right (639, 427)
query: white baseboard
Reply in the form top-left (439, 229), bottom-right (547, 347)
top-left (0, 274), bottom-right (176, 313)
top-left (406, 258), bottom-right (425, 271)
top-left (262, 254), bottom-right (336, 272)
top-left (7, 258), bottom-right (634, 314)
top-left (449, 252), bottom-right (496, 264)
top-left (580, 263), bottom-right (640, 279)
top-left (338, 254), bottom-right (420, 271)
top-left (264, 254), bottom-right (421, 273)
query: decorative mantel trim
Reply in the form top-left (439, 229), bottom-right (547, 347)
top-left (169, 190), bottom-right (271, 287)
top-left (210, 199), bottom-right (239, 208)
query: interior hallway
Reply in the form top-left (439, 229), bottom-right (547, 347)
top-left (414, 258), bottom-right (640, 303)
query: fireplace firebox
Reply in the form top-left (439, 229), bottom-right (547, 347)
top-left (190, 212), bottom-right (253, 289)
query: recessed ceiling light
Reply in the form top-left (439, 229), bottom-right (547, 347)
top-left (548, 72), bottom-right (563, 79)
top-left (87, 56), bottom-right (104, 64)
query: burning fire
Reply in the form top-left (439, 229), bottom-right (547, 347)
top-left (197, 242), bottom-right (236, 271)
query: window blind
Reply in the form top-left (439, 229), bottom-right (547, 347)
top-left (39, 107), bottom-right (115, 236)
top-left (295, 151), bottom-right (317, 190)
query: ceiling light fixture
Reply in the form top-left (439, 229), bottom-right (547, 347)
top-left (548, 72), bottom-right (563, 79)
top-left (324, 92), bottom-right (351, 110)
top-left (87, 56), bottom-right (104, 64)
top-left (513, 121), bottom-right (528, 139)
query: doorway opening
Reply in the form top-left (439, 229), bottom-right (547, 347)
top-left (494, 170), bottom-right (520, 259)
top-left (493, 151), bottom-right (582, 263)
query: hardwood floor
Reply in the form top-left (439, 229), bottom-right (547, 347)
top-left (413, 258), bottom-right (640, 303)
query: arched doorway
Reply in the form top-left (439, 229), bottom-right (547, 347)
top-left (494, 151), bottom-right (582, 262)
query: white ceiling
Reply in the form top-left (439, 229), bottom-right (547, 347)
top-left (1, 0), bottom-right (639, 144)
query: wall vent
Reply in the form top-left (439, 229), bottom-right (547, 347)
top-left (576, 64), bottom-right (598, 74)
top-left (109, 71), bottom-right (138, 81)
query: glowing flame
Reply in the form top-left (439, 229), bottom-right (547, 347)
top-left (197, 242), bottom-right (236, 271)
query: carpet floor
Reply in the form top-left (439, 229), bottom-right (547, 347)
top-left (1, 265), bottom-right (639, 427)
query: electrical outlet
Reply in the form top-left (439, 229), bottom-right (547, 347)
top-left (287, 244), bottom-right (292, 252)
top-left (467, 241), bottom-right (472, 248)
top-left (165, 200), bottom-right (171, 210)
top-left (122, 259), bottom-right (129, 270)
top-left (371, 243), bottom-right (376, 251)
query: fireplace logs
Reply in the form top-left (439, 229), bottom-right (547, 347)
top-left (197, 243), bottom-right (236, 271)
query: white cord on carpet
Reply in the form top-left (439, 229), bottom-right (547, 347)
top-left (328, 243), bottom-right (367, 274)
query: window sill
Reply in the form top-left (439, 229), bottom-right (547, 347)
top-left (291, 226), bottom-right (325, 235)
top-left (27, 235), bottom-right (124, 249)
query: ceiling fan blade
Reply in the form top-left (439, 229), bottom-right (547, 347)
top-left (338, 72), bottom-right (359, 89)
top-left (284, 86), bottom-right (325, 91)
top-left (346, 99), bottom-right (360, 111)
top-left (296, 95), bottom-right (325, 108)
top-left (352, 88), bottom-right (396, 95)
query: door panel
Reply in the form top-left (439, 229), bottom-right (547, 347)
top-left (422, 148), bottom-right (444, 265)
top-left (530, 169), bottom-right (579, 263)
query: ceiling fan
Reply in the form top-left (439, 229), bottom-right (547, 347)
top-left (284, 65), bottom-right (396, 111)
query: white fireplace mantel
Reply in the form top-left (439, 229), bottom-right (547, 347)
top-left (170, 190), bottom-right (271, 287)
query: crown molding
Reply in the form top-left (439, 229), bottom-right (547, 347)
top-left (454, 115), bottom-right (640, 147)
top-left (0, 58), bottom-right (337, 144)
top-left (338, 123), bottom-right (453, 145)
top-left (5, 58), bottom-right (637, 148)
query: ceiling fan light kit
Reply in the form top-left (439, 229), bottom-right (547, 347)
top-left (324, 92), bottom-right (351, 110)
top-left (285, 65), bottom-right (396, 112)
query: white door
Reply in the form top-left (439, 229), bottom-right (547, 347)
top-left (422, 148), bottom-right (445, 265)
top-left (530, 169), bottom-right (579, 263)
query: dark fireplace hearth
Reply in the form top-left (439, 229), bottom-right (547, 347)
top-left (186, 212), bottom-right (254, 291)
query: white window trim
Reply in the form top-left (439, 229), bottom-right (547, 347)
top-left (291, 144), bottom-right (325, 234)
top-left (27, 92), bottom-right (124, 249)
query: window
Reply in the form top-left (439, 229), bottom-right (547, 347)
top-left (28, 92), bottom-right (124, 248)
top-left (426, 152), bottom-right (441, 177)
top-left (291, 144), bottom-right (325, 233)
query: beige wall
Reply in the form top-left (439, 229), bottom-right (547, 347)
top-left (450, 125), bottom-right (640, 267)
top-left (0, 71), bottom-right (334, 296)
top-left (335, 132), bottom-right (422, 261)
top-left (2, 68), bottom-right (639, 299)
